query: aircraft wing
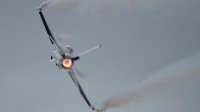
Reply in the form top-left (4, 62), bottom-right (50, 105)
top-left (38, 9), bottom-right (65, 57)
top-left (68, 70), bottom-right (95, 110)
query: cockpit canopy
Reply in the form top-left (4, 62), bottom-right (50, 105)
top-left (64, 45), bottom-right (73, 54)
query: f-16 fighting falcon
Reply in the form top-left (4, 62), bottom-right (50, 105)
top-left (37, 6), bottom-right (102, 111)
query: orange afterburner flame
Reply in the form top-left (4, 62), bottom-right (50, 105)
top-left (62, 58), bottom-right (73, 70)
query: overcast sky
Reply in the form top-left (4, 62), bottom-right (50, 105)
top-left (0, 0), bottom-right (200, 112)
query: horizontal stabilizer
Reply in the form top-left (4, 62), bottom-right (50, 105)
top-left (49, 59), bottom-right (56, 62)
top-left (72, 56), bottom-right (80, 61)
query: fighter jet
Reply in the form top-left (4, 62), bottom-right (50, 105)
top-left (37, 7), bottom-right (101, 111)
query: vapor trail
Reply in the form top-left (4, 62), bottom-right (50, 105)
top-left (38, 0), bottom-right (144, 15)
top-left (38, 0), bottom-right (196, 17)
top-left (39, 1), bottom-right (52, 9)
top-left (100, 53), bottom-right (200, 110)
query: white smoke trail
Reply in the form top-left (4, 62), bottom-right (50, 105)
top-left (39, 1), bottom-right (52, 9)
top-left (38, 0), bottom-right (159, 15)
top-left (100, 53), bottom-right (200, 110)
top-left (38, 0), bottom-right (199, 17)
